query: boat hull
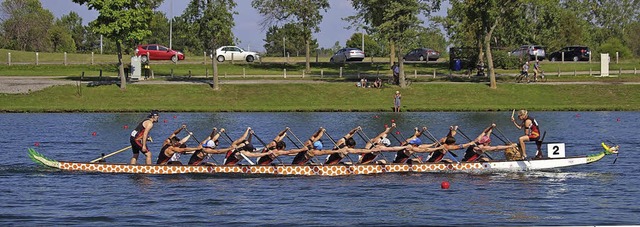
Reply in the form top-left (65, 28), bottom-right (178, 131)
top-left (29, 148), bottom-right (610, 176)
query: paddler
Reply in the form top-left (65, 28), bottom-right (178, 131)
top-left (425, 126), bottom-right (474, 163)
top-left (325, 126), bottom-right (361, 164)
top-left (255, 127), bottom-right (289, 165)
top-left (290, 127), bottom-right (326, 165)
top-left (511, 109), bottom-right (543, 159)
top-left (461, 123), bottom-right (517, 162)
top-left (359, 123), bottom-right (396, 164)
top-left (392, 138), bottom-right (446, 163)
top-left (187, 127), bottom-right (226, 165)
top-left (157, 125), bottom-right (202, 165)
top-left (129, 110), bottom-right (159, 165)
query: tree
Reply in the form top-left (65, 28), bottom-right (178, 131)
top-left (174, 0), bottom-right (237, 90)
top-left (263, 23), bottom-right (318, 57)
top-left (252, 0), bottom-right (330, 73)
top-left (345, 32), bottom-right (383, 57)
top-left (59, 12), bottom-right (85, 52)
top-left (351, 0), bottom-right (441, 88)
top-left (49, 22), bottom-right (76, 52)
top-left (72, 0), bottom-right (161, 90)
top-left (144, 11), bottom-right (170, 46)
top-left (0, 0), bottom-right (54, 51)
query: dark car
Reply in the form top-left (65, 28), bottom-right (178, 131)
top-left (135, 44), bottom-right (185, 63)
top-left (549, 46), bottom-right (591, 62)
top-left (403, 48), bottom-right (441, 61)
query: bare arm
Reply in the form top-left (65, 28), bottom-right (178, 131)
top-left (141, 120), bottom-right (153, 151)
top-left (232, 127), bottom-right (252, 146)
top-left (481, 143), bottom-right (517, 152)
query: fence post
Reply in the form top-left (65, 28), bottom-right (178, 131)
top-left (204, 51), bottom-right (206, 65)
top-left (189, 70), bottom-right (192, 78)
top-left (231, 53), bottom-right (234, 65)
top-left (616, 52), bottom-right (619, 64)
top-left (284, 68), bottom-right (287, 78)
top-left (321, 69), bottom-right (324, 78)
top-left (64, 52), bottom-right (67, 65)
top-left (561, 52), bottom-right (565, 63)
top-left (205, 68), bottom-right (208, 78)
top-left (414, 69), bottom-right (417, 79)
top-left (91, 52), bottom-right (94, 65)
top-left (302, 70), bottom-right (305, 78)
top-left (243, 68), bottom-right (246, 78)
top-left (574, 69), bottom-right (576, 76)
top-left (7, 52), bottom-right (10, 65)
top-left (619, 68), bottom-right (622, 76)
top-left (171, 69), bottom-right (174, 78)
top-left (433, 69), bottom-right (436, 78)
top-left (340, 67), bottom-right (343, 78)
top-left (99, 69), bottom-right (103, 80)
top-left (36, 52), bottom-right (39, 65)
top-left (557, 68), bottom-right (560, 77)
top-left (589, 68), bottom-right (592, 76)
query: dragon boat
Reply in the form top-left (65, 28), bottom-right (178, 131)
top-left (27, 143), bottom-right (618, 176)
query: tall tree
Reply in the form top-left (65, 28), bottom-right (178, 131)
top-left (49, 20), bottom-right (76, 52)
top-left (252, 0), bottom-right (330, 73)
top-left (0, 0), bottom-right (54, 51)
top-left (72, 0), bottom-right (161, 90)
top-left (59, 12), bottom-right (85, 52)
top-left (144, 11), bottom-right (170, 46)
top-left (263, 23), bottom-right (318, 57)
top-left (351, 0), bottom-right (441, 88)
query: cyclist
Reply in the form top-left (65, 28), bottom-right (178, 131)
top-left (533, 60), bottom-right (541, 82)
top-left (521, 61), bottom-right (530, 83)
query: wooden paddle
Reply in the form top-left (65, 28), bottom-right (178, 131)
top-left (90, 136), bottom-right (154, 163)
top-left (90, 145), bottom-right (132, 163)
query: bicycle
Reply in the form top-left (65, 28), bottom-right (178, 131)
top-left (515, 71), bottom-right (529, 83)
top-left (532, 70), bottom-right (547, 83)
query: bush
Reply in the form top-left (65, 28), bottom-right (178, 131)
top-left (492, 51), bottom-right (520, 69)
top-left (599, 38), bottom-right (632, 59)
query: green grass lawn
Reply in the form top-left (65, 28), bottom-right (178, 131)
top-left (1, 83), bottom-right (638, 112)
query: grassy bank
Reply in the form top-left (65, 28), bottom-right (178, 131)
top-left (1, 83), bottom-right (638, 112)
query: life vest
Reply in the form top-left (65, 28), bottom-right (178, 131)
top-left (524, 116), bottom-right (541, 139)
top-left (461, 145), bottom-right (480, 162)
top-left (257, 147), bottom-right (274, 165)
top-left (130, 119), bottom-right (150, 141)
top-left (156, 144), bottom-right (172, 165)
top-left (325, 144), bottom-right (347, 165)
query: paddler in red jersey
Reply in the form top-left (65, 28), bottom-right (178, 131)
top-left (461, 123), bottom-right (517, 162)
top-left (511, 109), bottom-right (543, 159)
top-left (359, 123), bottom-right (396, 164)
top-left (426, 126), bottom-right (474, 163)
top-left (156, 125), bottom-right (202, 165)
top-left (325, 126), bottom-right (361, 164)
top-left (130, 110), bottom-right (159, 165)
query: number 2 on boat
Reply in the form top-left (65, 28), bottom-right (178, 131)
top-left (547, 143), bottom-right (565, 158)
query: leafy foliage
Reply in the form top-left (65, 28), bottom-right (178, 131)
top-left (345, 33), bottom-right (382, 57)
top-left (0, 0), bottom-right (54, 51)
top-left (173, 0), bottom-right (237, 54)
top-left (263, 23), bottom-right (318, 57)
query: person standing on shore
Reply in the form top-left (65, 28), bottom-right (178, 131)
top-left (394, 91), bottom-right (402, 112)
top-left (130, 110), bottom-right (159, 165)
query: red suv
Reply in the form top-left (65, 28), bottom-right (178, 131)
top-left (135, 44), bottom-right (185, 63)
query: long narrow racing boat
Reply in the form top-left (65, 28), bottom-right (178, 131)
top-left (27, 143), bottom-right (618, 176)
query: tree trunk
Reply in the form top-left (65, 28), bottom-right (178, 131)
top-left (116, 40), bottom-right (126, 90)
top-left (305, 39), bottom-right (310, 73)
top-left (389, 40), bottom-right (395, 67)
top-left (486, 22), bottom-right (498, 89)
top-left (213, 49), bottom-right (219, 91)
top-left (398, 53), bottom-right (406, 88)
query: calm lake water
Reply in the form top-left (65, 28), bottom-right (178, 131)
top-left (0, 112), bottom-right (638, 226)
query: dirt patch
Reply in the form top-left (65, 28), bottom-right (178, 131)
top-left (0, 77), bottom-right (77, 94)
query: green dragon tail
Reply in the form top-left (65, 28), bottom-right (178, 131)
top-left (27, 148), bottom-right (60, 168)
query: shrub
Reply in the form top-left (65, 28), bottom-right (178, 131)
top-left (492, 51), bottom-right (520, 69)
top-left (598, 38), bottom-right (632, 59)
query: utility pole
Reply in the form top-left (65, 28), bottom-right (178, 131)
top-left (169, 0), bottom-right (173, 49)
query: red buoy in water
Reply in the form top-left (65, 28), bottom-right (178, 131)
top-left (163, 119), bottom-right (167, 123)
top-left (576, 113), bottom-right (581, 118)
top-left (34, 142), bottom-right (40, 147)
top-left (91, 132), bottom-right (97, 136)
top-left (173, 115), bottom-right (177, 119)
top-left (441, 181), bottom-right (450, 189)
top-left (123, 125), bottom-right (129, 129)
top-left (617, 118), bottom-right (621, 122)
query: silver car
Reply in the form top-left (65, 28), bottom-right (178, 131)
top-left (330, 48), bottom-right (365, 63)
top-left (214, 46), bottom-right (260, 62)
top-left (510, 45), bottom-right (546, 61)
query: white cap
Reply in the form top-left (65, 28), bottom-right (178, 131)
top-left (203, 140), bottom-right (216, 148)
top-left (381, 138), bottom-right (391, 146)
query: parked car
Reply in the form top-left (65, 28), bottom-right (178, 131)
top-left (330, 48), bottom-right (365, 63)
top-left (403, 48), bottom-right (441, 61)
top-left (549, 46), bottom-right (591, 62)
top-left (214, 46), bottom-right (260, 62)
top-left (509, 45), bottom-right (546, 60)
top-left (135, 44), bottom-right (185, 63)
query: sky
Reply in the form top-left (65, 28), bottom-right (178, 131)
top-left (40, 0), bottom-right (447, 52)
